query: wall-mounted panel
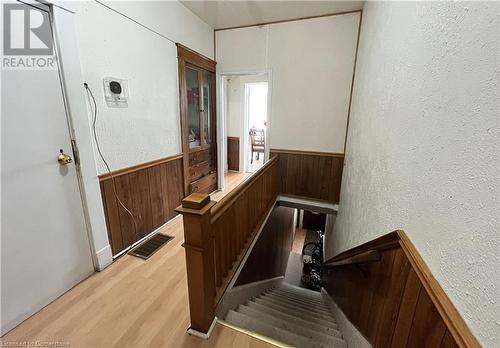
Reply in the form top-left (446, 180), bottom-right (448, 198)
top-left (99, 155), bottom-right (184, 255)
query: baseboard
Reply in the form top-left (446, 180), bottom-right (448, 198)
top-left (321, 288), bottom-right (372, 348)
top-left (216, 276), bottom-right (284, 318)
top-left (95, 244), bottom-right (113, 271)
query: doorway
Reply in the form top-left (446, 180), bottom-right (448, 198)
top-left (221, 72), bottom-right (270, 178)
top-left (244, 82), bottom-right (268, 173)
top-left (1, 2), bottom-right (94, 334)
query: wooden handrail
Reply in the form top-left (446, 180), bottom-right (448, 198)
top-left (323, 231), bottom-right (400, 265)
top-left (323, 230), bottom-right (480, 348)
top-left (323, 250), bottom-right (380, 267)
top-left (175, 156), bottom-right (279, 335)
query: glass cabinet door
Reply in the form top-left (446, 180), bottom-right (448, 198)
top-left (186, 67), bottom-right (201, 149)
top-left (202, 71), bottom-right (214, 145)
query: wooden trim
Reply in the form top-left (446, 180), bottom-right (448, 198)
top-left (344, 10), bottom-right (363, 154)
top-left (227, 136), bottom-right (239, 140)
top-left (324, 230), bottom-right (480, 348)
top-left (210, 156), bottom-right (278, 222)
top-left (323, 232), bottom-right (400, 265)
top-left (323, 250), bottom-right (381, 268)
top-left (270, 148), bottom-right (345, 158)
top-left (98, 154), bottom-right (183, 181)
top-left (397, 230), bottom-right (480, 348)
top-left (277, 193), bottom-right (340, 207)
top-left (176, 43), bottom-right (216, 72)
top-left (214, 9), bottom-right (363, 32)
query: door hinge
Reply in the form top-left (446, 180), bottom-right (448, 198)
top-left (71, 139), bottom-right (80, 166)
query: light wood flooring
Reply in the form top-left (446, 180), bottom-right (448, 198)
top-left (1, 172), bottom-right (272, 348)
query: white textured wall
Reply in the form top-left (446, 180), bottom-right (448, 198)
top-left (75, 1), bottom-right (213, 173)
top-left (333, 2), bottom-right (500, 346)
top-left (216, 13), bottom-right (360, 153)
top-left (226, 77), bottom-right (241, 138)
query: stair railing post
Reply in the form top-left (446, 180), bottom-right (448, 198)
top-left (175, 193), bottom-right (217, 337)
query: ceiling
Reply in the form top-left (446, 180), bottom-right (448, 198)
top-left (180, 1), bottom-right (364, 30)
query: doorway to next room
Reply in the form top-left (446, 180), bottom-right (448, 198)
top-left (222, 73), bottom-right (269, 176)
top-left (285, 209), bottom-right (329, 292)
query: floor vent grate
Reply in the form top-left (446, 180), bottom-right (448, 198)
top-left (129, 233), bottom-right (173, 260)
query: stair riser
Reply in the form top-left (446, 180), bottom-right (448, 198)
top-left (238, 305), bottom-right (343, 341)
top-left (272, 289), bottom-right (324, 304)
top-left (264, 293), bottom-right (332, 314)
top-left (269, 290), bottom-right (325, 306)
top-left (246, 300), bottom-right (339, 331)
top-left (278, 285), bottom-right (324, 299)
top-left (254, 297), bottom-right (336, 322)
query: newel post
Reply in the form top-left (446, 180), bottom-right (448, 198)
top-left (175, 193), bottom-right (217, 338)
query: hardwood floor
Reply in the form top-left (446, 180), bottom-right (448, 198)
top-left (1, 172), bottom-right (272, 348)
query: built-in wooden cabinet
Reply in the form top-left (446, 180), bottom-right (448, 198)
top-left (177, 44), bottom-right (217, 195)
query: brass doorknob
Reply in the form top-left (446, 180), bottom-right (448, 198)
top-left (57, 149), bottom-right (73, 165)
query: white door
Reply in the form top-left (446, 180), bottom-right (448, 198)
top-left (1, 2), bottom-right (94, 334)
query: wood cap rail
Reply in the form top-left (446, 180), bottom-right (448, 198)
top-left (210, 155), bottom-right (278, 223)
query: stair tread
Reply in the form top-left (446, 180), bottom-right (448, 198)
top-left (279, 284), bottom-right (324, 299)
top-left (272, 288), bottom-right (324, 302)
top-left (264, 293), bottom-right (331, 313)
top-left (246, 300), bottom-right (339, 331)
top-left (226, 310), bottom-right (346, 348)
top-left (253, 297), bottom-right (337, 322)
top-left (274, 288), bottom-right (324, 303)
top-left (238, 304), bottom-right (342, 340)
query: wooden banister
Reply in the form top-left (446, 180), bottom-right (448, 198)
top-left (175, 156), bottom-right (279, 335)
top-left (323, 250), bottom-right (381, 267)
top-left (323, 230), bottom-right (480, 348)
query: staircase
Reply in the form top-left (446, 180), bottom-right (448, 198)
top-left (224, 284), bottom-right (346, 348)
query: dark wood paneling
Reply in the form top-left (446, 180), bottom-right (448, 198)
top-left (323, 231), bottom-right (479, 348)
top-left (227, 136), bottom-right (240, 171)
top-left (302, 210), bottom-right (326, 231)
top-left (235, 205), bottom-right (295, 286)
top-left (271, 149), bottom-right (344, 203)
top-left (406, 289), bottom-right (447, 347)
top-left (99, 156), bottom-right (184, 255)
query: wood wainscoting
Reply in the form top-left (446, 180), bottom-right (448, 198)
top-left (227, 136), bottom-right (240, 171)
top-left (270, 148), bottom-right (344, 203)
top-left (322, 231), bottom-right (480, 348)
top-left (99, 154), bottom-right (184, 256)
top-left (234, 205), bottom-right (295, 286)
